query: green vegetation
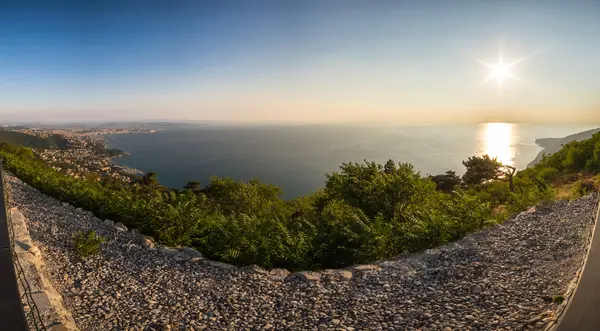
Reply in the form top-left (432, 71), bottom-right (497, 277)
top-left (2, 132), bottom-right (600, 270)
top-left (72, 230), bottom-right (105, 258)
top-left (429, 171), bottom-right (461, 193)
top-left (0, 130), bottom-right (69, 149)
top-left (553, 295), bottom-right (565, 304)
top-left (90, 142), bottom-right (124, 157)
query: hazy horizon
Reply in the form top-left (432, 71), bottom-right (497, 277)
top-left (4, 118), bottom-right (600, 127)
top-left (1, 1), bottom-right (599, 123)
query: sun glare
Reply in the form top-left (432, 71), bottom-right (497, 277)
top-left (476, 52), bottom-right (526, 89)
top-left (483, 122), bottom-right (514, 166)
top-left (489, 62), bottom-right (512, 83)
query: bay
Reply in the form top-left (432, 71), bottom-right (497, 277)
top-left (104, 123), bottom-right (597, 199)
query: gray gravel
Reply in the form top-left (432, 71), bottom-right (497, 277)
top-left (5, 174), bottom-right (597, 331)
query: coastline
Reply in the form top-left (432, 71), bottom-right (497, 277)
top-left (527, 128), bottom-right (600, 168)
top-left (100, 130), bottom-right (161, 179)
top-left (99, 125), bottom-right (599, 195)
top-left (111, 163), bottom-right (145, 177)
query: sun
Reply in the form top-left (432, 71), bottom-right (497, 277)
top-left (489, 61), bottom-right (513, 84)
top-left (476, 52), bottom-right (525, 88)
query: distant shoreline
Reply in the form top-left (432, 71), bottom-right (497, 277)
top-left (103, 125), bottom-right (600, 195)
top-left (102, 129), bottom-right (161, 179)
top-left (527, 128), bottom-right (600, 168)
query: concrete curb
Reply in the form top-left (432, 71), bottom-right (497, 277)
top-left (9, 208), bottom-right (79, 331)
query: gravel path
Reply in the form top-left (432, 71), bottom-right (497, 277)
top-left (6, 174), bottom-right (597, 331)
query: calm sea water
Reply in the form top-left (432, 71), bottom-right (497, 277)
top-left (105, 123), bottom-right (597, 199)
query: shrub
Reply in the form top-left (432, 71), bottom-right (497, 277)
top-left (537, 167), bottom-right (559, 181)
top-left (538, 132), bottom-right (600, 174)
top-left (581, 179), bottom-right (597, 192)
top-left (203, 177), bottom-right (288, 218)
top-left (491, 205), bottom-right (509, 220)
top-left (2, 140), bottom-right (590, 270)
top-left (399, 190), bottom-right (492, 252)
top-left (324, 160), bottom-right (436, 220)
top-left (429, 170), bottom-right (462, 192)
top-left (562, 146), bottom-right (588, 171)
top-left (480, 180), bottom-right (511, 205)
top-left (537, 188), bottom-right (556, 208)
top-left (569, 180), bottom-right (595, 200)
top-left (312, 199), bottom-right (394, 268)
top-left (72, 230), bottom-right (105, 258)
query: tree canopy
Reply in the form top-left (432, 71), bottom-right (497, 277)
top-left (0, 131), bottom-right (69, 149)
top-left (324, 160), bottom-right (435, 220)
top-left (462, 155), bottom-right (504, 186)
top-left (429, 170), bottom-right (462, 192)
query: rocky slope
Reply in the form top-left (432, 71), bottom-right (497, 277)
top-left (5, 174), bottom-right (597, 331)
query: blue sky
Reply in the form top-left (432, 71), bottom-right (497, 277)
top-left (0, 0), bottom-right (598, 123)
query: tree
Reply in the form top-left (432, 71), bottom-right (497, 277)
top-left (462, 155), bottom-right (503, 186)
top-left (183, 180), bottom-right (202, 193)
top-left (324, 160), bottom-right (435, 221)
top-left (312, 199), bottom-right (393, 268)
top-left (203, 177), bottom-right (287, 218)
top-left (502, 164), bottom-right (516, 192)
top-left (586, 140), bottom-right (600, 171)
top-left (137, 172), bottom-right (159, 187)
top-left (384, 159), bottom-right (396, 174)
top-left (132, 172), bottom-right (163, 197)
top-left (562, 145), bottom-right (587, 171)
top-left (17, 147), bottom-right (35, 159)
top-left (429, 170), bottom-right (462, 192)
top-left (536, 132), bottom-right (600, 173)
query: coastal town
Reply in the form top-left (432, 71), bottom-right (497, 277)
top-left (4, 126), bottom-right (155, 183)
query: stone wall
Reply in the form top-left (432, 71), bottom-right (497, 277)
top-left (9, 207), bottom-right (78, 331)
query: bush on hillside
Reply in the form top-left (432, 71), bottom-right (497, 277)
top-left (539, 132), bottom-right (600, 175)
top-left (400, 189), bottom-right (492, 252)
top-left (323, 160), bottom-right (436, 220)
top-left (203, 176), bottom-right (288, 218)
top-left (312, 199), bottom-right (393, 268)
top-left (429, 170), bottom-right (462, 192)
top-left (72, 230), bottom-right (105, 258)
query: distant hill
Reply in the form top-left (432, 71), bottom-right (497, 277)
top-left (0, 130), bottom-right (69, 149)
top-left (527, 127), bottom-right (600, 167)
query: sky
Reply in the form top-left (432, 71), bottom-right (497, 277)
top-left (0, 0), bottom-right (599, 124)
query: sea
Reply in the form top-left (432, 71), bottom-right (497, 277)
top-left (104, 123), bottom-right (598, 199)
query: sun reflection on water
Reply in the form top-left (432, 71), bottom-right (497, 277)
top-left (482, 122), bottom-right (514, 166)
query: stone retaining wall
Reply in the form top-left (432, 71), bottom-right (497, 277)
top-left (9, 207), bottom-right (78, 331)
